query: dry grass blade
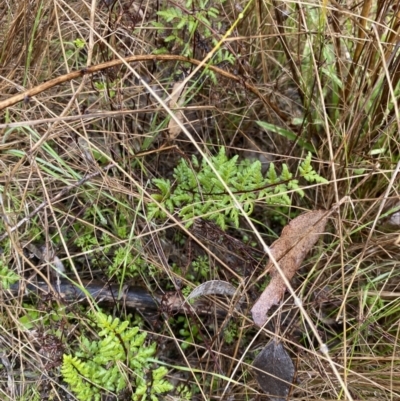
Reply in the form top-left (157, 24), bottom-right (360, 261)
top-left (168, 82), bottom-right (186, 139)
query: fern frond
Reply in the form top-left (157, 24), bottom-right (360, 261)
top-left (299, 152), bottom-right (328, 183)
top-left (62, 312), bottom-right (173, 401)
top-left (157, 8), bottom-right (182, 22)
top-left (148, 148), bottom-right (327, 230)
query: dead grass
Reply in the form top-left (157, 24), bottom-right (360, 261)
top-left (1, 0), bottom-right (400, 400)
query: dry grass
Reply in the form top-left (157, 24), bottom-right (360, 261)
top-left (1, 0), bottom-right (400, 400)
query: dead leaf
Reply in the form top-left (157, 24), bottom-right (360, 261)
top-left (186, 280), bottom-right (245, 308)
top-left (252, 341), bottom-right (294, 401)
top-left (251, 210), bottom-right (328, 327)
top-left (168, 82), bottom-right (186, 139)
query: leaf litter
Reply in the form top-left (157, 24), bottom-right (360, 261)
top-left (252, 340), bottom-right (295, 401)
top-left (251, 209), bottom-right (329, 327)
top-left (186, 280), bottom-right (245, 309)
top-left (172, 210), bottom-right (329, 398)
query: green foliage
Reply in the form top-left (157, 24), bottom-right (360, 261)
top-left (107, 242), bottom-right (154, 282)
top-left (176, 383), bottom-right (193, 400)
top-left (190, 255), bottom-right (209, 280)
top-left (172, 255), bottom-right (210, 283)
top-left (71, 204), bottom-right (156, 283)
top-left (153, 0), bottom-right (234, 83)
top-left (298, 152), bottom-right (328, 184)
top-left (0, 256), bottom-right (19, 289)
top-left (63, 37), bottom-right (87, 69)
top-left (256, 121), bottom-right (315, 153)
top-left (74, 232), bottom-right (99, 252)
top-left (176, 316), bottom-right (201, 349)
top-left (148, 148), bottom-right (327, 230)
top-left (223, 321), bottom-right (238, 345)
top-left (94, 80), bottom-right (116, 99)
top-left (18, 303), bottom-right (69, 331)
top-left (73, 38), bottom-right (86, 49)
top-left (62, 312), bottom-right (174, 401)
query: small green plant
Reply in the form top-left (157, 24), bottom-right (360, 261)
top-left (176, 383), bottom-right (193, 400)
top-left (107, 242), bottom-right (155, 282)
top-left (17, 387), bottom-right (41, 401)
top-left (61, 312), bottom-right (174, 401)
top-left (173, 255), bottom-right (210, 283)
top-left (148, 148), bottom-right (327, 230)
top-left (74, 232), bottom-right (99, 252)
top-left (223, 321), bottom-right (238, 345)
top-left (153, 0), bottom-right (234, 82)
top-left (190, 255), bottom-right (209, 280)
top-left (64, 37), bottom-right (87, 69)
top-left (0, 257), bottom-right (19, 289)
top-left (176, 316), bottom-right (202, 349)
top-left (71, 204), bottom-right (156, 282)
top-left (94, 80), bottom-right (117, 99)
top-left (18, 303), bottom-right (69, 331)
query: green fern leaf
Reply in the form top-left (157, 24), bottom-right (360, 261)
top-left (164, 34), bottom-right (178, 43)
top-left (62, 312), bottom-right (173, 401)
top-left (157, 9), bottom-right (182, 21)
top-left (177, 16), bottom-right (189, 30)
top-left (207, 7), bottom-right (219, 18)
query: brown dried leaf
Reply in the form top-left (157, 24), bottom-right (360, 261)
top-left (168, 82), bottom-right (186, 139)
top-left (251, 210), bottom-right (328, 327)
top-left (252, 341), bottom-right (294, 401)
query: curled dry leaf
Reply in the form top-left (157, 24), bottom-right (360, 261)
top-left (251, 210), bottom-right (328, 327)
top-left (168, 82), bottom-right (186, 139)
top-left (186, 280), bottom-right (245, 309)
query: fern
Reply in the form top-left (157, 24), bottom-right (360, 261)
top-left (157, 8), bottom-right (183, 22)
top-left (107, 242), bottom-right (150, 282)
top-left (148, 148), bottom-right (327, 229)
top-left (62, 312), bottom-right (173, 401)
top-left (299, 152), bottom-right (328, 184)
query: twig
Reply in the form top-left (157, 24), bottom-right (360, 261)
top-left (0, 54), bottom-right (288, 120)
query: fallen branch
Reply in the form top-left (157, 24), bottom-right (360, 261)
top-left (6, 279), bottom-right (231, 318)
top-left (0, 54), bottom-right (288, 120)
